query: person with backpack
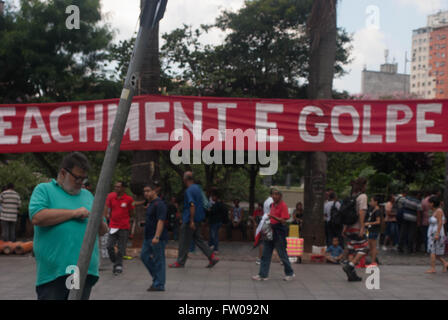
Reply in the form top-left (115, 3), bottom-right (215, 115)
top-left (324, 192), bottom-right (341, 247)
top-left (169, 171), bottom-right (219, 269)
top-left (341, 178), bottom-right (369, 282)
top-left (397, 191), bottom-right (422, 254)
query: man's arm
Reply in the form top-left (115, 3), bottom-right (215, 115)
top-left (359, 209), bottom-right (366, 235)
top-left (32, 208), bottom-right (89, 227)
top-left (152, 220), bottom-right (165, 244)
top-left (99, 220), bottom-right (108, 236)
top-left (189, 203), bottom-right (196, 230)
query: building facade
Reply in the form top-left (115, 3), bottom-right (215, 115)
top-left (411, 11), bottom-right (448, 99)
top-left (361, 63), bottom-right (410, 97)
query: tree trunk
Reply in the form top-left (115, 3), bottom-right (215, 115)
top-left (130, 0), bottom-right (161, 244)
top-left (302, 0), bottom-right (338, 252)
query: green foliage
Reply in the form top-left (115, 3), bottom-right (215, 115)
top-left (0, 0), bottom-right (118, 103)
top-left (160, 0), bottom-right (352, 98)
top-left (0, 160), bottom-right (48, 214)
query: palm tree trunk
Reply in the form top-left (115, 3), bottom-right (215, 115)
top-left (302, 0), bottom-right (338, 252)
top-left (130, 0), bottom-right (161, 243)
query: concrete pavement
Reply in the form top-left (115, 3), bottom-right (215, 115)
top-left (1, 252), bottom-right (448, 300)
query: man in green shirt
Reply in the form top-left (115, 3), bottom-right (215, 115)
top-left (29, 152), bottom-right (108, 300)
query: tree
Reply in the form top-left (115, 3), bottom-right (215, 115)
top-left (129, 0), bottom-right (162, 241)
top-left (160, 0), bottom-right (351, 99)
top-left (302, 0), bottom-right (338, 251)
top-left (0, 0), bottom-right (118, 103)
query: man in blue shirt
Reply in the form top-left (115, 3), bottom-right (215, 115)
top-left (169, 171), bottom-right (219, 268)
top-left (140, 183), bottom-right (168, 291)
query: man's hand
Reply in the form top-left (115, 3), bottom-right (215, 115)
top-left (190, 221), bottom-right (196, 231)
top-left (73, 207), bottom-right (90, 219)
top-left (152, 237), bottom-right (160, 245)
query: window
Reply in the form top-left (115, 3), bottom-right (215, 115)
top-left (412, 84), bottom-right (415, 88)
top-left (441, 80), bottom-right (444, 85)
top-left (440, 71), bottom-right (445, 76)
top-left (441, 62), bottom-right (445, 67)
top-left (440, 89), bottom-right (444, 94)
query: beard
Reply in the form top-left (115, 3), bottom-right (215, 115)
top-left (59, 176), bottom-right (81, 195)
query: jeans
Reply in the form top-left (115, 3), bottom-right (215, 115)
top-left (141, 239), bottom-right (166, 290)
top-left (399, 220), bottom-right (417, 252)
top-left (385, 221), bottom-right (399, 246)
top-left (107, 229), bottom-right (129, 267)
top-left (418, 225), bottom-right (429, 252)
top-left (36, 275), bottom-right (97, 300)
top-left (259, 238), bottom-right (294, 278)
top-left (177, 223), bottom-right (213, 265)
top-left (208, 223), bottom-right (222, 251)
top-left (1, 221), bottom-right (16, 242)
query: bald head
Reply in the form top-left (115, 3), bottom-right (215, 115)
top-left (183, 171), bottom-right (194, 186)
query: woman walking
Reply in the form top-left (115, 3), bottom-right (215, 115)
top-left (425, 196), bottom-right (448, 274)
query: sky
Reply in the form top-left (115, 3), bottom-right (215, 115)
top-left (56, 0), bottom-right (448, 94)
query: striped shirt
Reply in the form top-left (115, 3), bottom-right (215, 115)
top-left (0, 190), bottom-right (21, 222)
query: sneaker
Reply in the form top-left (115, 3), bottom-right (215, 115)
top-left (382, 246), bottom-right (388, 251)
top-left (168, 262), bottom-right (184, 268)
top-left (366, 263), bottom-right (378, 268)
top-left (255, 258), bottom-right (261, 265)
top-left (348, 275), bottom-right (362, 282)
top-left (206, 258), bottom-right (220, 268)
top-left (283, 274), bottom-right (296, 281)
top-left (147, 286), bottom-right (165, 292)
top-left (252, 275), bottom-right (269, 281)
top-left (113, 265), bottom-right (123, 275)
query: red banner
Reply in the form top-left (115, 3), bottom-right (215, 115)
top-left (0, 95), bottom-right (447, 153)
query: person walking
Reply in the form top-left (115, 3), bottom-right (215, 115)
top-left (425, 196), bottom-right (448, 274)
top-left (140, 183), bottom-right (168, 291)
top-left (169, 171), bottom-right (219, 268)
top-left (342, 178), bottom-right (369, 282)
top-left (105, 181), bottom-right (135, 275)
top-left (0, 183), bottom-right (21, 242)
top-left (29, 152), bottom-right (108, 300)
top-left (252, 189), bottom-right (295, 281)
top-left (207, 190), bottom-right (228, 254)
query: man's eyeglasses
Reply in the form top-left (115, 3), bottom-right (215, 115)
top-left (64, 168), bottom-right (88, 184)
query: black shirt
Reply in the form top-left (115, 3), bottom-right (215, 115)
top-left (208, 201), bottom-right (228, 224)
top-left (145, 197), bottom-right (168, 241)
top-left (366, 207), bottom-right (381, 233)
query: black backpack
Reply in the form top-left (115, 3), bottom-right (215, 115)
top-left (329, 201), bottom-right (343, 231)
top-left (339, 193), bottom-right (361, 226)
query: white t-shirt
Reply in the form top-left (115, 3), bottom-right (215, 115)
top-left (324, 200), bottom-right (341, 222)
top-left (263, 197), bottom-right (274, 215)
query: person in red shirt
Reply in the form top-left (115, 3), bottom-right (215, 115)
top-left (252, 189), bottom-right (295, 281)
top-left (104, 181), bottom-right (135, 275)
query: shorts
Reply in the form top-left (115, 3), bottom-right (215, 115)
top-left (368, 231), bottom-right (379, 240)
top-left (344, 231), bottom-right (369, 256)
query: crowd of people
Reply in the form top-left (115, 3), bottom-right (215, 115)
top-left (323, 177), bottom-right (448, 281)
top-left (0, 150), bottom-right (442, 299)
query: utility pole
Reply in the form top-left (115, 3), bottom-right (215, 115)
top-left (68, 0), bottom-right (168, 300)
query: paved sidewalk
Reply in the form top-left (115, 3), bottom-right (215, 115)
top-left (2, 253), bottom-right (448, 300)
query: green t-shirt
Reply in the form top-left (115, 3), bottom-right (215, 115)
top-left (29, 180), bottom-right (99, 287)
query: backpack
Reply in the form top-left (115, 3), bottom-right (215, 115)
top-left (339, 193), bottom-right (361, 226)
top-left (202, 190), bottom-right (211, 211)
top-left (329, 201), bottom-right (343, 232)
